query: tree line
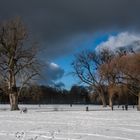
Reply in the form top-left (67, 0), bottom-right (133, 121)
top-left (0, 84), bottom-right (137, 106)
top-left (0, 85), bottom-right (89, 104)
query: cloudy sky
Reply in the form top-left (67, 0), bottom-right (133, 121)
top-left (1, 0), bottom-right (140, 89)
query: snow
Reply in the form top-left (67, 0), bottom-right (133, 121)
top-left (0, 105), bottom-right (140, 140)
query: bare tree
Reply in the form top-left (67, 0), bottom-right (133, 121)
top-left (100, 50), bottom-right (140, 110)
top-left (119, 53), bottom-right (140, 110)
top-left (72, 50), bottom-right (111, 107)
top-left (0, 17), bottom-right (40, 110)
top-left (100, 53), bottom-right (122, 109)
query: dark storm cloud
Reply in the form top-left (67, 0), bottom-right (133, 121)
top-left (1, 0), bottom-right (140, 37)
top-left (55, 82), bottom-right (65, 88)
top-left (39, 62), bottom-right (65, 85)
top-left (1, 0), bottom-right (140, 57)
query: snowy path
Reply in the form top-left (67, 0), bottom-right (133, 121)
top-left (0, 105), bottom-right (140, 140)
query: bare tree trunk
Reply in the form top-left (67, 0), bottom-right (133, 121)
top-left (9, 92), bottom-right (19, 110)
top-left (137, 92), bottom-right (140, 111)
top-left (109, 96), bottom-right (112, 107)
top-left (100, 95), bottom-right (107, 107)
top-left (96, 87), bottom-right (107, 107)
top-left (99, 87), bottom-right (107, 107)
top-left (8, 71), bottom-right (19, 111)
top-left (109, 96), bottom-right (113, 110)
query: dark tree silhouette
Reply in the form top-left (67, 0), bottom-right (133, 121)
top-left (72, 50), bottom-right (113, 107)
top-left (0, 17), bottom-right (40, 110)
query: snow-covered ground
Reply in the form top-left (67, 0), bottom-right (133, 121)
top-left (0, 104), bottom-right (140, 140)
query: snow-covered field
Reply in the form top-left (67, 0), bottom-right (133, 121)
top-left (0, 104), bottom-right (140, 140)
